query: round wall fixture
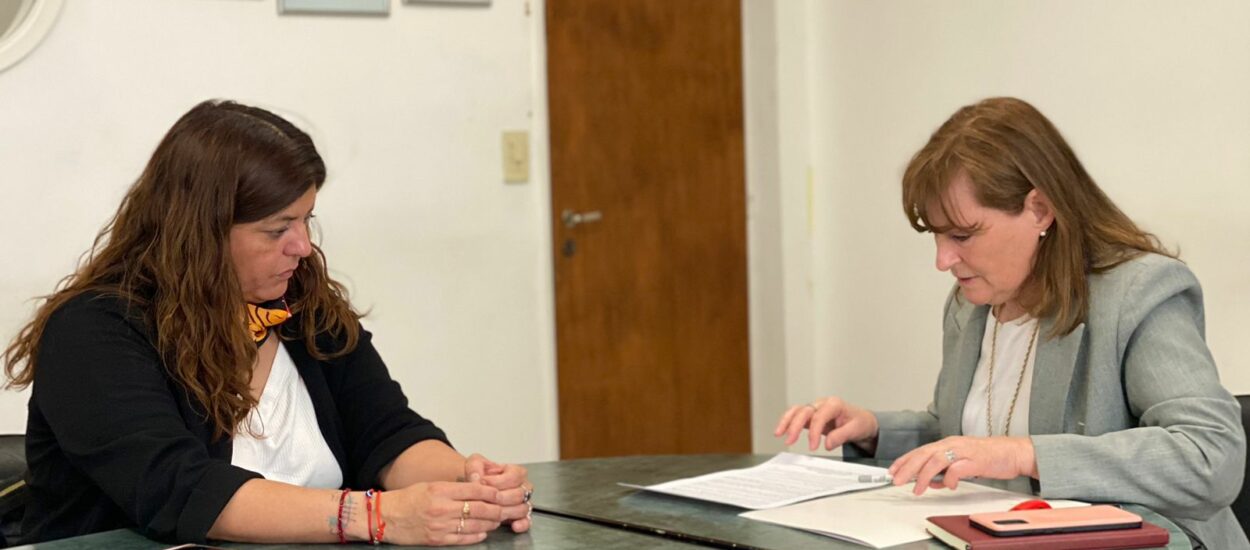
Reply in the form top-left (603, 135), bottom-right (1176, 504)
top-left (0, 0), bottom-right (64, 74)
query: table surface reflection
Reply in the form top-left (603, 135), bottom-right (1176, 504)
top-left (524, 453), bottom-right (1190, 550)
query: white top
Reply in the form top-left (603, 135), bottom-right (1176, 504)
top-left (231, 342), bottom-right (343, 489)
top-left (961, 310), bottom-right (1039, 437)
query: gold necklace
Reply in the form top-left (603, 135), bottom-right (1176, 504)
top-left (986, 309), bottom-right (1041, 436)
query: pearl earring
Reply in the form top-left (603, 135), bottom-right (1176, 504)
top-left (1039, 230), bottom-right (1048, 238)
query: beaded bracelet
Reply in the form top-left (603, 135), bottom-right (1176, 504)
top-left (365, 489), bottom-right (375, 545)
top-left (364, 489), bottom-right (387, 545)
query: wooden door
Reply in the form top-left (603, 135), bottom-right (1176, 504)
top-left (547, 0), bottom-right (750, 458)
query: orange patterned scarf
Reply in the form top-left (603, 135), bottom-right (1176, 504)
top-left (246, 298), bottom-right (291, 345)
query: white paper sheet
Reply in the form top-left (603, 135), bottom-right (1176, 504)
top-left (740, 482), bottom-right (1087, 548)
top-left (620, 452), bottom-right (892, 509)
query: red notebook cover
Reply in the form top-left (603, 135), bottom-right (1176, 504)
top-left (925, 514), bottom-right (1170, 550)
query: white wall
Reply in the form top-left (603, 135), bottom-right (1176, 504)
top-left (742, 0), bottom-right (786, 455)
top-left (5, 0), bottom-right (1248, 462)
top-left (0, 0), bottom-right (559, 464)
top-left (749, 0), bottom-right (1250, 448)
top-left (743, 0), bottom-right (825, 453)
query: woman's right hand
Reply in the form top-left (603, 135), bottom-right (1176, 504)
top-left (773, 396), bottom-right (880, 453)
top-left (463, 453), bottom-right (533, 533)
top-left (379, 481), bottom-right (503, 546)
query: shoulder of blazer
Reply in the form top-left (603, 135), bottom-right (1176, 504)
top-left (45, 290), bottom-right (155, 345)
top-left (1088, 252), bottom-right (1191, 293)
top-left (1087, 253), bottom-right (1199, 323)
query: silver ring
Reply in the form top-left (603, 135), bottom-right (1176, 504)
top-left (457, 516), bottom-right (465, 534)
top-left (944, 449), bottom-right (957, 463)
top-left (805, 403), bottom-right (819, 411)
top-left (522, 486), bottom-right (533, 503)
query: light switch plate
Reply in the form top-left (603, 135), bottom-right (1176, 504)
top-left (502, 131), bottom-right (529, 184)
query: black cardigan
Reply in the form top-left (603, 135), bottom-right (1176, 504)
top-left (19, 293), bottom-right (449, 544)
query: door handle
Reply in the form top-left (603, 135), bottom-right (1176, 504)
top-left (561, 209), bottom-right (603, 229)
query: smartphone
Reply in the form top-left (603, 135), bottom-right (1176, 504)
top-left (969, 505), bottom-right (1142, 537)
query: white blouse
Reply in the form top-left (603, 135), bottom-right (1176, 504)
top-left (961, 310), bottom-right (1039, 438)
top-left (231, 342), bottom-right (343, 489)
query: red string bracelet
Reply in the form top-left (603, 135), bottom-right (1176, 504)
top-left (375, 490), bottom-right (386, 544)
top-left (336, 488), bottom-right (351, 544)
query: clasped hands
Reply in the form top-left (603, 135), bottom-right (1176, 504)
top-left (775, 396), bottom-right (1037, 495)
top-left (384, 454), bottom-right (532, 546)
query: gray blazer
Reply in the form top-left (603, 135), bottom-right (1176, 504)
top-left (866, 254), bottom-right (1248, 548)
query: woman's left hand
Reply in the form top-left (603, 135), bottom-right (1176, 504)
top-left (888, 436), bottom-right (1038, 496)
top-left (464, 454), bottom-right (533, 533)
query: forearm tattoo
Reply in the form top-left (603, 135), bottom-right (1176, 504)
top-left (327, 491), bottom-right (360, 535)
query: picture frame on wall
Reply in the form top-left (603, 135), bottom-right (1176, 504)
top-left (404, 0), bottom-right (491, 6)
top-left (278, 0), bottom-right (390, 16)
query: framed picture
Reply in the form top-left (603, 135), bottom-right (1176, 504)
top-left (278, 0), bottom-right (390, 16)
top-left (404, 0), bottom-right (491, 6)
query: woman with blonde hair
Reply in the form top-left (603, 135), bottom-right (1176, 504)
top-left (5, 100), bottom-right (532, 546)
top-left (776, 97), bottom-right (1246, 548)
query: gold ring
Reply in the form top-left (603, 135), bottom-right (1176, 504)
top-left (457, 516), bottom-right (465, 534)
top-left (461, 500), bottom-right (471, 519)
top-left (805, 403), bottom-right (819, 410)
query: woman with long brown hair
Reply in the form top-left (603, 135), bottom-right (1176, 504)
top-left (4, 100), bottom-right (533, 546)
top-left (774, 97), bottom-right (1246, 548)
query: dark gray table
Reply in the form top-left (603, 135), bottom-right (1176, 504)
top-left (10, 512), bottom-right (700, 549)
top-left (12, 454), bottom-right (1192, 549)
top-left (524, 453), bottom-right (1191, 549)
